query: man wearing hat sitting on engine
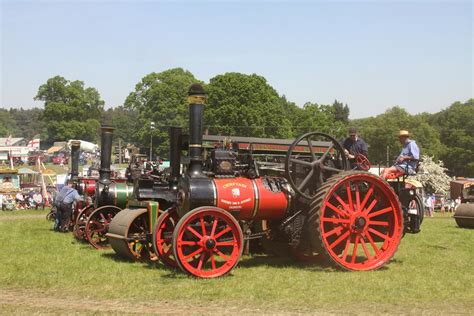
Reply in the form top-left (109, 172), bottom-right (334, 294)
top-left (343, 127), bottom-right (369, 170)
top-left (382, 130), bottom-right (420, 179)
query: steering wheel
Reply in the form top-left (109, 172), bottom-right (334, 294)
top-left (285, 132), bottom-right (348, 200)
top-left (355, 154), bottom-right (371, 171)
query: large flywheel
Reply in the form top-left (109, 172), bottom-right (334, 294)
top-left (308, 171), bottom-right (403, 271)
top-left (285, 132), bottom-right (348, 200)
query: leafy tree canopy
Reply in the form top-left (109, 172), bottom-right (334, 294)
top-left (205, 72), bottom-right (293, 138)
top-left (35, 76), bottom-right (104, 143)
top-left (124, 68), bottom-right (199, 156)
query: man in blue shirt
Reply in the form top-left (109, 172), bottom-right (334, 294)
top-left (382, 130), bottom-right (420, 179)
top-left (55, 179), bottom-right (82, 232)
top-left (343, 127), bottom-right (369, 170)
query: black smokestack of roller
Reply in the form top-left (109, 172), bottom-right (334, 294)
top-left (169, 126), bottom-right (182, 186)
top-left (70, 140), bottom-right (81, 179)
top-left (99, 125), bottom-right (115, 185)
top-left (187, 83), bottom-right (206, 178)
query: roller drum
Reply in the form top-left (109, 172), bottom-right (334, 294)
top-left (454, 204), bottom-right (474, 229)
top-left (107, 208), bottom-right (151, 260)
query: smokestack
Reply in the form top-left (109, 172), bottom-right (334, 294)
top-left (187, 83), bottom-right (206, 178)
top-left (99, 125), bottom-right (115, 185)
top-left (70, 140), bottom-right (81, 179)
top-left (169, 126), bottom-right (182, 186)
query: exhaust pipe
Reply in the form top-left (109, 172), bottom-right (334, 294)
top-left (99, 125), bottom-right (115, 185)
top-left (169, 126), bottom-right (182, 187)
top-left (187, 83), bottom-right (206, 178)
top-left (70, 140), bottom-right (81, 179)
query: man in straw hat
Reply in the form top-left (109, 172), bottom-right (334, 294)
top-left (381, 130), bottom-right (420, 179)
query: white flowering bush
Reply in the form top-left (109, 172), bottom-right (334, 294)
top-left (414, 155), bottom-right (451, 194)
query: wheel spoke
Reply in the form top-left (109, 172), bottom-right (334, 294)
top-left (214, 248), bottom-right (229, 261)
top-left (186, 225), bottom-right (202, 239)
top-left (214, 226), bottom-right (232, 239)
top-left (333, 193), bottom-right (353, 214)
top-left (200, 216), bottom-right (206, 236)
top-left (183, 247), bottom-right (203, 260)
top-left (320, 144), bottom-right (334, 161)
top-left (196, 253), bottom-right (205, 270)
top-left (368, 220), bottom-right (389, 227)
top-left (341, 237), bottom-right (351, 261)
top-left (297, 170), bottom-right (314, 191)
top-left (210, 219), bottom-right (218, 237)
top-left (322, 226), bottom-right (343, 238)
top-left (306, 137), bottom-right (316, 161)
top-left (346, 182), bottom-right (354, 212)
top-left (210, 253), bottom-right (217, 270)
top-left (360, 238), bottom-right (371, 260)
top-left (216, 241), bottom-right (235, 247)
top-left (329, 230), bottom-right (350, 250)
top-left (368, 228), bottom-right (389, 241)
top-left (351, 235), bottom-right (359, 264)
top-left (355, 184), bottom-right (361, 212)
top-left (321, 165), bottom-right (342, 173)
top-left (322, 217), bottom-right (351, 224)
top-left (363, 232), bottom-right (379, 255)
top-left (359, 186), bottom-right (374, 211)
top-left (178, 240), bottom-right (198, 246)
top-left (290, 158), bottom-right (312, 167)
top-left (325, 202), bottom-right (349, 218)
top-left (367, 207), bottom-right (393, 218)
top-left (363, 199), bottom-right (379, 216)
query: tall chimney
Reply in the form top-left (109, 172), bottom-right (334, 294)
top-left (187, 83), bottom-right (206, 178)
top-left (70, 140), bottom-right (81, 179)
top-left (99, 125), bottom-right (115, 185)
top-left (169, 126), bottom-right (182, 186)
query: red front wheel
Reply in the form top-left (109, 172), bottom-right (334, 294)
top-left (309, 171), bottom-right (403, 271)
top-left (172, 207), bottom-right (243, 278)
top-left (153, 208), bottom-right (179, 268)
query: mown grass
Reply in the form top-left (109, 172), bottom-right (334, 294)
top-left (1, 215), bottom-right (473, 314)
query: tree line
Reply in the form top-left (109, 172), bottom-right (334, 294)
top-left (1, 68), bottom-right (472, 176)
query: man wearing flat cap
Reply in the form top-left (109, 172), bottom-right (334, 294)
top-left (382, 130), bottom-right (420, 179)
top-left (343, 127), bottom-right (369, 169)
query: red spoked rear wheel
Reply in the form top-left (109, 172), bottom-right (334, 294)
top-left (153, 208), bottom-right (179, 268)
top-left (309, 171), bottom-right (403, 271)
top-left (172, 207), bottom-right (243, 278)
top-left (73, 205), bottom-right (94, 241)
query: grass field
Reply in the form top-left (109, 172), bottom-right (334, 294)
top-left (1, 211), bottom-right (473, 314)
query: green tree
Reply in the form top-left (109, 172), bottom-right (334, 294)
top-left (124, 68), bottom-right (199, 156)
top-left (430, 99), bottom-right (474, 176)
top-left (352, 107), bottom-right (443, 165)
top-left (0, 109), bottom-right (18, 137)
top-left (8, 108), bottom-right (46, 140)
top-left (331, 99), bottom-right (350, 123)
top-left (205, 72), bottom-right (293, 138)
top-left (102, 106), bottom-right (140, 144)
top-left (292, 102), bottom-right (346, 139)
top-left (35, 76), bottom-right (104, 143)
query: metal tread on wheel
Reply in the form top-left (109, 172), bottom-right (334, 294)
top-left (308, 171), bottom-right (403, 271)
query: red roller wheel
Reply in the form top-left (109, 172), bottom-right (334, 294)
top-left (85, 205), bottom-right (121, 249)
top-left (153, 208), bottom-right (180, 268)
top-left (309, 171), bottom-right (403, 271)
top-left (73, 205), bottom-right (94, 241)
top-left (172, 207), bottom-right (243, 278)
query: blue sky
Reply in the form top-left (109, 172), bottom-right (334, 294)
top-left (1, 0), bottom-right (472, 118)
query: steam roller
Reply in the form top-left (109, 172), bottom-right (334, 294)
top-left (451, 179), bottom-right (474, 229)
top-left (106, 126), bottom-right (182, 261)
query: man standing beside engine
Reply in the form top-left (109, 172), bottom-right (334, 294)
top-left (54, 179), bottom-right (81, 232)
top-left (343, 127), bottom-right (369, 170)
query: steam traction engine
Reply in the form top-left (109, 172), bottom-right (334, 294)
top-left (152, 84), bottom-right (405, 278)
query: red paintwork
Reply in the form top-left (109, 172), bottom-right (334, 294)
top-left (213, 177), bottom-right (289, 221)
top-left (319, 173), bottom-right (403, 270)
top-left (154, 209), bottom-right (179, 268)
